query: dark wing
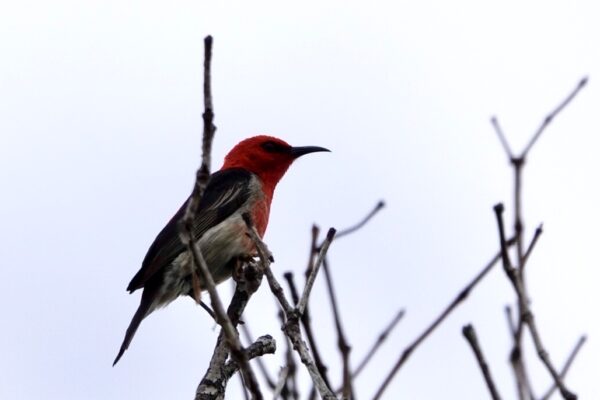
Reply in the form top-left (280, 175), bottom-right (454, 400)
top-left (126, 168), bottom-right (253, 293)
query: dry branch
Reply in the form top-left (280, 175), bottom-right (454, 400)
top-left (283, 272), bottom-right (331, 389)
top-left (462, 324), bottom-right (502, 400)
top-left (243, 214), bottom-right (338, 399)
top-left (494, 205), bottom-right (576, 400)
top-left (373, 239), bottom-right (515, 400)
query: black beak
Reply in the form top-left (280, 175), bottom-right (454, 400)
top-left (290, 145), bottom-right (330, 158)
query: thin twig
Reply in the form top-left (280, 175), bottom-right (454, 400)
top-left (521, 77), bottom-right (588, 158)
top-left (272, 367), bottom-right (289, 400)
top-left (278, 310), bottom-right (298, 400)
top-left (333, 200), bottom-right (385, 241)
top-left (491, 116), bottom-right (514, 159)
top-left (505, 304), bottom-right (529, 400)
top-left (239, 374), bottom-right (250, 400)
top-left (283, 272), bottom-right (331, 389)
top-left (352, 309), bottom-right (405, 379)
top-left (297, 228), bottom-right (336, 316)
top-left (305, 225), bottom-right (320, 279)
top-left (540, 335), bottom-right (587, 400)
top-left (180, 35), bottom-right (217, 303)
top-left (322, 257), bottom-right (354, 399)
top-left (372, 239), bottom-right (514, 400)
top-left (462, 324), bottom-right (503, 400)
top-left (521, 224), bottom-right (543, 272)
top-left (494, 205), bottom-right (577, 400)
top-left (243, 214), bottom-right (337, 399)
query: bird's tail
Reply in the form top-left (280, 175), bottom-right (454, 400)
top-left (113, 295), bottom-right (154, 366)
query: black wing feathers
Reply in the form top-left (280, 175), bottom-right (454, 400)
top-left (126, 168), bottom-right (253, 292)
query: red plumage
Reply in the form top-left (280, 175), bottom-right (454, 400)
top-left (113, 135), bottom-right (329, 365)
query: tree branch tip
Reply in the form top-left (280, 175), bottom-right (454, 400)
top-left (536, 224), bottom-right (544, 233)
top-left (462, 324), bottom-right (475, 338)
top-left (326, 227), bottom-right (337, 241)
top-left (376, 200), bottom-right (386, 209)
top-left (283, 271), bottom-right (293, 279)
top-left (204, 35), bottom-right (213, 44)
top-left (493, 203), bottom-right (504, 214)
top-left (579, 76), bottom-right (588, 87)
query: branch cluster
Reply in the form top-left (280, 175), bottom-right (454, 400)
top-left (179, 35), bottom-right (587, 400)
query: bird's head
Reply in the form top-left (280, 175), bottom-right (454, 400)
top-left (222, 135), bottom-right (329, 189)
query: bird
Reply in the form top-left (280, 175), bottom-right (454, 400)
top-left (113, 135), bottom-right (329, 365)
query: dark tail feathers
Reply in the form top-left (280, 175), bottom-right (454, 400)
top-left (113, 297), bottom-right (152, 366)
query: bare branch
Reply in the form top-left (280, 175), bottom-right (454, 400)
top-left (521, 224), bottom-right (543, 272)
top-left (223, 335), bottom-right (277, 379)
top-left (494, 205), bottom-right (577, 400)
top-left (243, 214), bottom-right (337, 399)
top-left (304, 225), bottom-right (320, 279)
top-left (333, 200), bottom-right (385, 241)
top-left (462, 324), bottom-right (503, 400)
top-left (352, 309), bottom-right (405, 379)
top-left (272, 367), bottom-right (289, 400)
top-left (491, 116), bottom-right (514, 159)
top-left (283, 272), bottom-right (331, 389)
top-left (521, 77), bottom-right (588, 158)
top-left (195, 263), bottom-right (264, 400)
top-left (322, 257), bottom-right (354, 399)
top-left (373, 240), bottom-right (514, 400)
top-left (540, 335), bottom-right (587, 400)
top-left (180, 35), bottom-right (217, 303)
top-left (297, 228), bottom-right (336, 316)
top-left (241, 323), bottom-right (277, 390)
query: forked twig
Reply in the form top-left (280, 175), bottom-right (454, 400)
top-left (243, 214), bottom-right (337, 399)
top-left (494, 205), bottom-right (577, 400)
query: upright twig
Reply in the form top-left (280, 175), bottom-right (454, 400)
top-left (283, 272), bottom-right (331, 389)
top-left (243, 214), bottom-right (337, 399)
top-left (184, 35), bottom-right (263, 400)
top-left (462, 324), bottom-right (503, 400)
top-left (322, 257), bottom-right (354, 399)
top-left (297, 229), bottom-right (336, 316)
top-left (494, 205), bottom-right (577, 400)
top-left (490, 77), bottom-right (587, 400)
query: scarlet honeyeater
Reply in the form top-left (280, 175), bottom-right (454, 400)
top-left (113, 135), bottom-right (329, 365)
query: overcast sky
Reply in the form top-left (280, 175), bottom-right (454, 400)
top-left (1, 1), bottom-right (599, 399)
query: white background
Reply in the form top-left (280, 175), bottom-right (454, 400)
top-left (1, 1), bottom-right (598, 399)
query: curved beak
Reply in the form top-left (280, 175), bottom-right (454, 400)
top-left (290, 145), bottom-right (330, 158)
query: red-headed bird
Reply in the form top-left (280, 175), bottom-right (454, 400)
top-left (113, 135), bottom-right (329, 365)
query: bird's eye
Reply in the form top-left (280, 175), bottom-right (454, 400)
top-left (261, 141), bottom-right (281, 152)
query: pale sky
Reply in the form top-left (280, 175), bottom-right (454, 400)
top-left (1, 1), bottom-right (599, 399)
